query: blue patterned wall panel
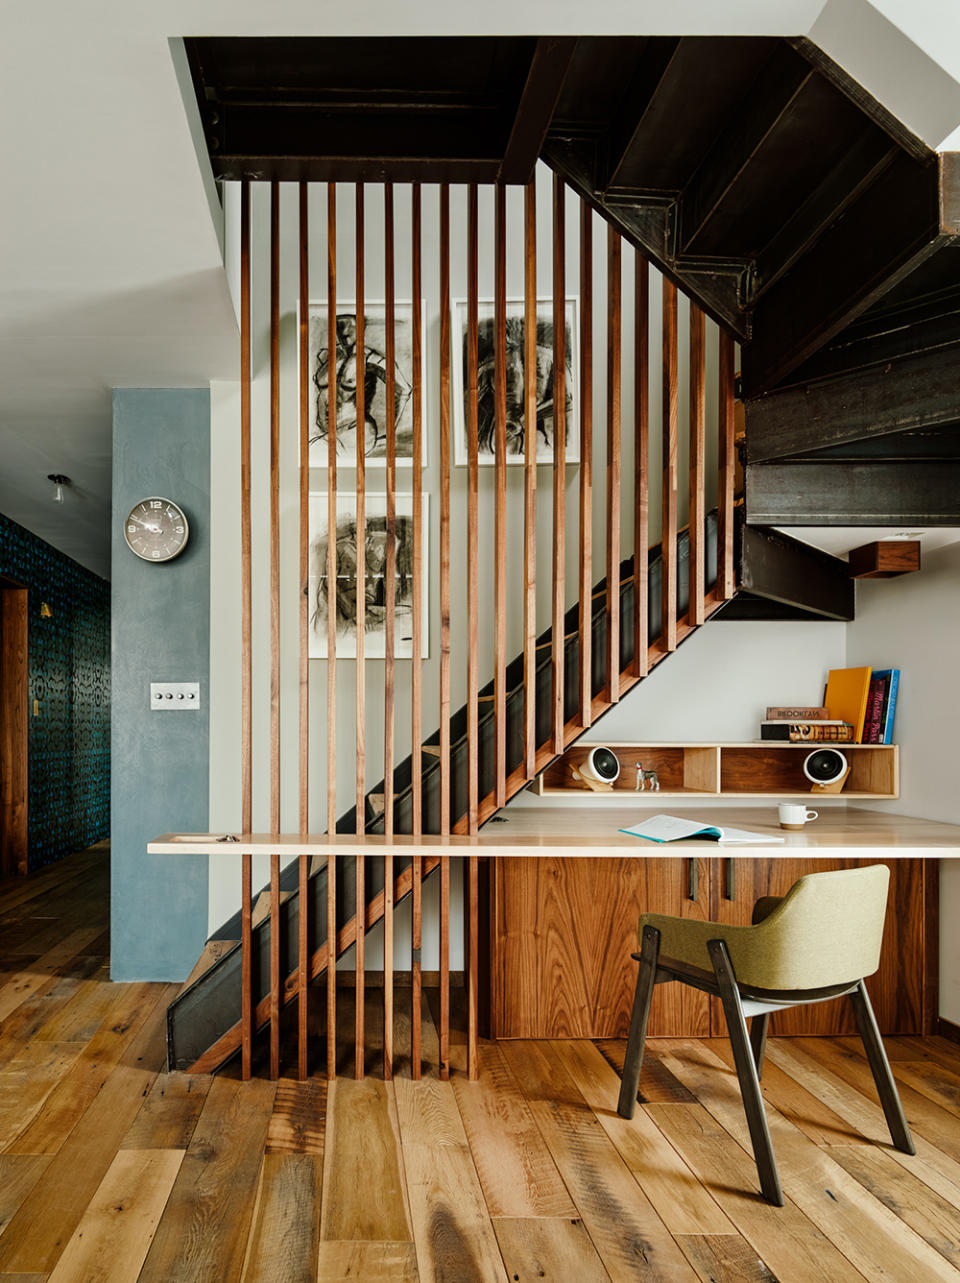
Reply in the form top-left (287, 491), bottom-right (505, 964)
top-left (0, 511), bottom-right (110, 870)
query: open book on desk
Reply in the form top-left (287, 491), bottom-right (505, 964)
top-left (619, 814), bottom-right (785, 845)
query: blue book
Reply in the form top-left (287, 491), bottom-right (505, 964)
top-left (872, 669), bottom-right (900, 744)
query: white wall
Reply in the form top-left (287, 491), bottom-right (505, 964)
top-left (507, 619), bottom-right (847, 813)
top-left (845, 540), bottom-right (960, 1023)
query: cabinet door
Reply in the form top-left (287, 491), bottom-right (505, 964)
top-left (709, 857), bottom-right (928, 1035)
top-left (492, 856), bottom-right (711, 1038)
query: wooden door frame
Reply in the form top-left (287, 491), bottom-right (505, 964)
top-left (0, 575), bottom-right (29, 877)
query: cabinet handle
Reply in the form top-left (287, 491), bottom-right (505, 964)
top-left (688, 857), bottom-right (699, 901)
top-left (725, 857), bottom-right (736, 901)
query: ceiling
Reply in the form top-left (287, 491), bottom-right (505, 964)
top-left (2, 0), bottom-right (960, 580)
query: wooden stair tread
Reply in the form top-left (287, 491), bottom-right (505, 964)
top-left (180, 940), bottom-right (236, 995)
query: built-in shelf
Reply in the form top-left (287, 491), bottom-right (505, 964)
top-left (532, 742), bottom-right (899, 800)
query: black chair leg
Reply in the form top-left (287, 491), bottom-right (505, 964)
top-left (750, 1013), bottom-right (770, 1078)
top-left (617, 926), bottom-right (660, 1119)
top-left (709, 940), bottom-right (784, 1206)
top-left (849, 980), bottom-right (916, 1155)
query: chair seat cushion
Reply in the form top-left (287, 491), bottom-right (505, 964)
top-left (638, 864), bottom-right (889, 990)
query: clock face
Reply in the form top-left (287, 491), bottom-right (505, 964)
top-left (124, 497), bottom-right (189, 562)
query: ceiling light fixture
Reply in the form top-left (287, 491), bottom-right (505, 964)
top-left (47, 473), bottom-right (71, 503)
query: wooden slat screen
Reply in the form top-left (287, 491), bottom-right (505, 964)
top-left (226, 170), bottom-right (739, 1084)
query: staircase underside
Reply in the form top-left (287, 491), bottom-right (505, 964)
top-left (185, 33), bottom-right (957, 400)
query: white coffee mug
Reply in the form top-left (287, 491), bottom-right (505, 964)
top-left (778, 802), bottom-right (818, 831)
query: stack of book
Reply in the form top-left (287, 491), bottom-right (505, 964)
top-left (759, 667), bottom-right (900, 745)
top-left (760, 709), bottom-right (855, 742)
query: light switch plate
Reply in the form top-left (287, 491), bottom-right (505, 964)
top-left (150, 681), bottom-right (201, 709)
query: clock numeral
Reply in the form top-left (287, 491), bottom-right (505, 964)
top-left (151, 550), bottom-right (161, 559)
top-left (128, 525), bottom-right (136, 533)
top-left (175, 526), bottom-right (184, 533)
top-left (151, 500), bottom-right (162, 509)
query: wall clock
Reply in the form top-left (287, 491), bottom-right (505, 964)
top-left (123, 497), bottom-right (189, 562)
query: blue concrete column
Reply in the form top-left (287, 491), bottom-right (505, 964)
top-left (111, 389), bottom-right (210, 980)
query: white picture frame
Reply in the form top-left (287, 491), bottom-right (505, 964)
top-left (451, 296), bottom-right (580, 466)
top-left (309, 491), bottom-right (429, 659)
top-left (306, 299), bottom-right (428, 469)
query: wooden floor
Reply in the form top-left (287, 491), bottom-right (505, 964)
top-left (2, 848), bottom-right (960, 1282)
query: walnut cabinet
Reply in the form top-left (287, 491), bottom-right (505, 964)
top-left (488, 855), bottom-right (934, 1039)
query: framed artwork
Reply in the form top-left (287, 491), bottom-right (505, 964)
top-left (307, 301), bottom-right (427, 468)
top-left (451, 297), bottom-right (579, 466)
top-left (309, 492), bottom-right (429, 659)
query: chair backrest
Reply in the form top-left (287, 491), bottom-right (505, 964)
top-left (745, 864), bottom-right (890, 991)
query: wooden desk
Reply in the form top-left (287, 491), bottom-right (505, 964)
top-left (148, 806), bottom-right (960, 858)
top-left (149, 808), bottom-right (955, 1054)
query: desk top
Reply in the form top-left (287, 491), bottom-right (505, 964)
top-left (148, 806), bottom-right (960, 858)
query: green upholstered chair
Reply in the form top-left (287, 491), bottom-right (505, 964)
top-left (616, 864), bottom-right (915, 1206)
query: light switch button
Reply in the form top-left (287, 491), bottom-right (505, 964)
top-left (150, 681), bottom-right (201, 709)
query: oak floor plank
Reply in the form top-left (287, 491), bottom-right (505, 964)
top-left (493, 1216), bottom-right (609, 1282)
top-left (889, 1060), bottom-right (960, 1118)
top-left (137, 1075), bottom-right (276, 1283)
top-left (646, 1102), bottom-right (865, 1283)
top-left (674, 1234), bottom-right (778, 1283)
top-left (6, 981), bottom-right (166, 1155)
top-left (501, 1040), bottom-right (697, 1283)
top-left (0, 985), bottom-right (173, 1273)
top-left (0, 1273), bottom-right (49, 1282)
top-left (0, 928), bottom-right (104, 1024)
top-left (451, 1044), bottom-right (575, 1217)
top-left (553, 1039), bottom-right (734, 1235)
top-left (402, 1142), bottom-right (508, 1283)
top-left (266, 1077), bottom-right (327, 1155)
top-left (315, 1242), bottom-right (418, 1281)
top-left (0, 1044), bottom-right (83, 1150)
top-left (241, 1152), bottom-right (323, 1283)
top-left (660, 1039), bottom-right (959, 1283)
top-left (765, 1038), bottom-right (960, 1206)
top-left (120, 1070), bottom-right (212, 1150)
top-left (830, 1144), bottom-right (960, 1272)
top-left (45, 1147), bottom-right (183, 1283)
top-left (395, 1073), bottom-right (468, 1148)
top-left (0, 957), bottom-right (104, 1064)
top-left (784, 1037), bottom-right (960, 1166)
top-left (31, 964), bottom-right (117, 1044)
top-left (710, 1037), bottom-right (872, 1147)
top-left (320, 1079), bottom-right (411, 1243)
top-left (596, 1039), bottom-right (696, 1103)
top-left (0, 1156), bottom-right (51, 1239)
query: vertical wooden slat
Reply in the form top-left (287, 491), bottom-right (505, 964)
top-left (354, 183), bottom-right (367, 1081)
top-left (494, 184), bottom-right (507, 808)
top-left (410, 183), bottom-right (423, 1080)
top-left (466, 183), bottom-right (480, 1081)
top-left (718, 329), bottom-right (736, 600)
top-left (298, 181), bottom-right (310, 1082)
top-left (466, 184), bottom-right (480, 838)
top-left (269, 181), bottom-right (281, 1082)
top-left (438, 184), bottom-right (452, 1082)
top-left (578, 200), bottom-right (593, 727)
top-left (606, 227), bottom-right (621, 701)
top-left (239, 180), bottom-right (253, 1083)
top-left (661, 277), bottom-right (679, 652)
top-left (522, 179), bottom-right (537, 778)
top-left (326, 183), bottom-right (338, 1081)
top-left (551, 176), bottom-right (566, 751)
top-left (633, 254), bottom-right (650, 679)
top-left (688, 304), bottom-right (706, 625)
top-left (383, 181), bottom-right (396, 1082)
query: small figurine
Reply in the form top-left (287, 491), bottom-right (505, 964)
top-left (634, 761), bottom-right (660, 792)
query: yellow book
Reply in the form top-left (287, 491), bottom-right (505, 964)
top-left (824, 666), bottom-right (872, 743)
